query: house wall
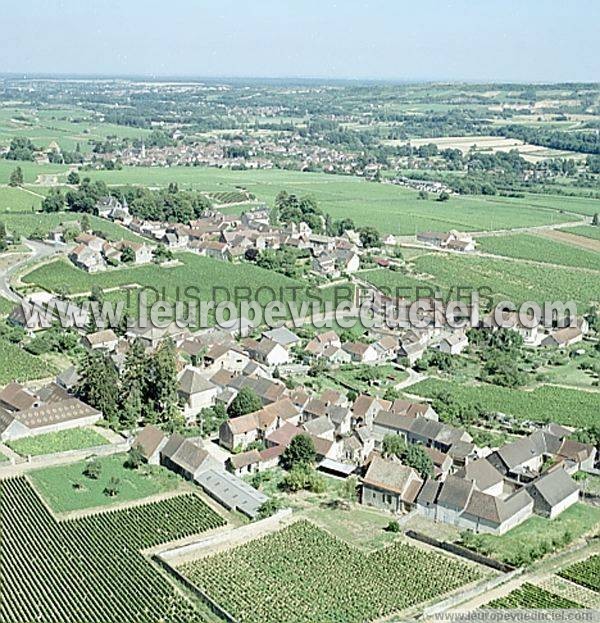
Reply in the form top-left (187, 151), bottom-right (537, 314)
top-left (361, 484), bottom-right (401, 513)
top-left (548, 490), bottom-right (579, 519)
top-left (480, 481), bottom-right (504, 497)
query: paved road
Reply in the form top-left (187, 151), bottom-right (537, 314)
top-left (0, 239), bottom-right (60, 303)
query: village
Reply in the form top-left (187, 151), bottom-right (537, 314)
top-left (1, 192), bottom-right (597, 539)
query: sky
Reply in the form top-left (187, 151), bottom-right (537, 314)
top-left (1, 0), bottom-right (599, 82)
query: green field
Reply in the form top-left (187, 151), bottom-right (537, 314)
top-left (6, 428), bottom-right (109, 457)
top-left (29, 454), bottom-right (183, 512)
top-left (408, 378), bottom-right (599, 427)
top-left (82, 167), bottom-right (579, 234)
top-left (0, 203), bottom-right (146, 242)
top-left (180, 520), bottom-right (481, 623)
top-left (488, 583), bottom-right (583, 609)
top-left (0, 105), bottom-right (152, 153)
top-left (370, 253), bottom-right (600, 308)
top-left (559, 555), bottom-right (600, 593)
top-left (466, 504), bottom-right (600, 567)
top-left (0, 159), bottom-right (68, 184)
top-left (0, 339), bottom-right (56, 384)
top-left (0, 295), bottom-right (14, 316)
top-left (560, 225), bottom-right (600, 241)
top-left (0, 476), bottom-right (222, 622)
top-left (478, 233), bottom-right (600, 271)
top-left (22, 251), bottom-right (349, 323)
top-left (0, 186), bottom-right (45, 211)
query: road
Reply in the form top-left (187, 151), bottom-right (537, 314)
top-left (0, 239), bottom-right (60, 303)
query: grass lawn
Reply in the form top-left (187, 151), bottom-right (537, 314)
top-left (28, 453), bottom-right (184, 513)
top-left (329, 364), bottom-right (408, 396)
top-left (303, 505), bottom-right (399, 551)
top-left (6, 428), bottom-right (109, 457)
top-left (478, 233), bottom-right (600, 271)
top-left (408, 378), bottom-right (599, 428)
top-left (465, 503), bottom-right (600, 566)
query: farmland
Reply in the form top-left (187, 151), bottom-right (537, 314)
top-left (559, 555), bottom-right (600, 593)
top-left (0, 476), bottom-right (222, 623)
top-left (361, 254), bottom-right (600, 309)
top-left (21, 252), bottom-right (350, 323)
top-left (179, 520), bottom-right (482, 623)
top-left (29, 454), bottom-right (183, 512)
top-left (0, 339), bottom-right (56, 385)
top-left (6, 428), bottom-right (109, 457)
top-left (0, 106), bottom-right (151, 153)
top-left (83, 167), bottom-right (578, 234)
top-left (560, 225), bottom-right (600, 242)
top-left (408, 378), bottom-right (600, 427)
top-left (384, 135), bottom-right (584, 163)
top-left (477, 233), bottom-right (600, 271)
top-left (405, 253), bottom-right (600, 308)
top-left (488, 583), bottom-right (583, 609)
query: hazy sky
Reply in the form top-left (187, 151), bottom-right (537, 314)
top-left (2, 0), bottom-right (599, 82)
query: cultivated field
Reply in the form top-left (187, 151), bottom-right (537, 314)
top-left (0, 476), bottom-right (223, 623)
top-left (82, 167), bottom-right (578, 234)
top-left (559, 555), bottom-right (600, 593)
top-left (0, 106), bottom-right (151, 153)
top-left (560, 225), bottom-right (600, 242)
top-left (384, 135), bottom-right (585, 162)
top-left (0, 339), bottom-right (56, 385)
top-left (22, 252), bottom-right (349, 323)
top-left (488, 583), bottom-right (583, 609)
top-left (6, 428), bottom-right (109, 457)
top-left (408, 378), bottom-right (599, 428)
top-left (477, 233), bottom-right (600, 270)
top-left (179, 520), bottom-right (482, 623)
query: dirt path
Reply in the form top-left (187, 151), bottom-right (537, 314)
top-left (539, 228), bottom-right (600, 252)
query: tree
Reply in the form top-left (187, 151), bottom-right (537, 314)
top-left (8, 166), bottom-right (24, 187)
top-left (124, 445), bottom-right (144, 470)
top-left (227, 386), bottom-right (262, 418)
top-left (80, 214), bottom-right (91, 232)
top-left (77, 351), bottom-right (120, 426)
top-left (437, 191), bottom-right (450, 202)
top-left (593, 213), bottom-right (599, 227)
top-left (417, 190), bottom-right (429, 200)
top-left (121, 246), bottom-right (135, 263)
top-left (257, 498), bottom-right (282, 519)
top-left (145, 338), bottom-right (180, 425)
top-left (83, 459), bottom-right (102, 480)
top-left (359, 226), bottom-right (380, 249)
top-left (103, 477), bottom-right (120, 497)
top-left (67, 171), bottom-right (80, 185)
top-left (382, 434), bottom-right (433, 479)
top-left (41, 188), bottom-right (64, 212)
top-left (0, 221), bottom-right (7, 252)
top-left (152, 243), bottom-right (173, 264)
top-left (281, 434), bottom-right (315, 470)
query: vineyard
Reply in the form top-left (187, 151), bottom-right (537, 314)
top-left (0, 477), bottom-right (225, 623)
top-left (559, 555), bottom-right (600, 593)
top-left (180, 520), bottom-right (482, 623)
top-left (0, 338), bottom-right (56, 385)
top-left (477, 233), bottom-right (600, 271)
top-left (408, 378), bottom-right (600, 428)
top-left (207, 190), bottom-right (254, 204)
top-left (487, 583), bottom-right (583, 609)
